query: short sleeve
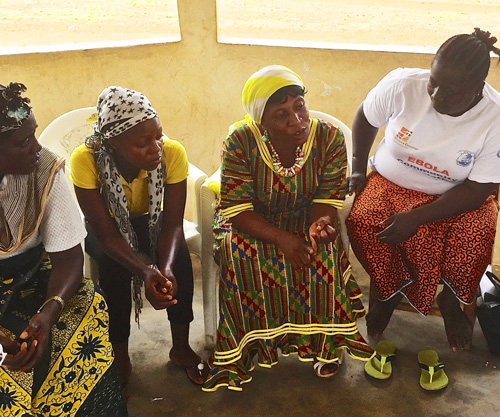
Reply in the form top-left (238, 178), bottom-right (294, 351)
top-left (219, 128), bottom-right (255, 219)
top-left (312, 124), bottom-right (347, 208)
top-left (39, 169), bottom-right (87, 252)
top-left (363, 68), bottom-right (405, 128)
top-left (163, 137), bottom-right (189, 184)
top-left (69, 144), bottom-right (99, 189)
top-left (469, 131), bottom-right (500, 183)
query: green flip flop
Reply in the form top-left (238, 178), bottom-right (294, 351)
top-left (364, 341), bottom-right (397, 380)
top-left (418, 349), bottom-right (448, 391)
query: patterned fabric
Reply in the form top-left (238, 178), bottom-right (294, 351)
top-left (0, 147), bottom-right (63, 255)
top-left (0, 246), bottom-right (127, 416)
top-left (202, 119), bottom-right (374, 392)
top-left (85, 86), bottom-right (164, 323)
top-left (241, 64), bottom-right (304, 124)
top-left (346, 172), bottom-right (499, 314)
top-left (92, 86), bottom-right (157, 142)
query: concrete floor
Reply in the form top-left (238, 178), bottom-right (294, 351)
top-left (126, 255), bottom-right (500, 417)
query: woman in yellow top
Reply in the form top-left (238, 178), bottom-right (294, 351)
top-left (70, 86), bottom-right (207, 395)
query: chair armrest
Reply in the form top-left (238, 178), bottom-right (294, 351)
top-left (186, 162), bottom-right (207, 227)
top-left (199, 168), bottom-right (220, 348)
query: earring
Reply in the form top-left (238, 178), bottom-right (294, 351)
top-left (262, 129), bottom-right (269, 142)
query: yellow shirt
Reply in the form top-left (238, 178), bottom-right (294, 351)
top-left (70, 136), bottom-right (188, 218)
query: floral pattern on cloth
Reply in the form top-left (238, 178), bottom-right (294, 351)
top-left (0, 259), bottom-right (121, 416)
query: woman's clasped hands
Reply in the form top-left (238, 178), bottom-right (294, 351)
top-left (142, 265), bottom-right (178, 310)
top-left (309, 216), bottom-right (338, 253)
top-left (0, 302), bottom-right (61, 372)
top-left (276, 216), bottom-right (337, 270)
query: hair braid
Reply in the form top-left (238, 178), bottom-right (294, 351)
top-left (435, 28), bottom-right (500, 83)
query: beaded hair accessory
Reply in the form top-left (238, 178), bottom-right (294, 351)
top-left (0, 82), bottom-right (32, 134)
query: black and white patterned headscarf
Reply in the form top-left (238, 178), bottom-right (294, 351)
top-left (86, 86), bottom-right (163, 324)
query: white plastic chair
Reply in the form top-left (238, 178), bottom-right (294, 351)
top-left (199, 111), bottom-right (353, 348)
top-left (38, 107), bottom-right (207, 276)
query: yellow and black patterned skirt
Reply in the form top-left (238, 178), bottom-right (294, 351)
top-left (0, 245), bottom-right (127, 416)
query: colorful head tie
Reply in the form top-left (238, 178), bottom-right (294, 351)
top-left (241, 64), bottom-right (304, 124)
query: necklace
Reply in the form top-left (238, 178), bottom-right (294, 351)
top-left (267, 139), bottom-right (305, 177)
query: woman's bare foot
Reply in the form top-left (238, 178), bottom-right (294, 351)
top-left (169, 346), bottom-right (208, 384)
top-left (366, 293), bottom-right (403, 338)
top-left (169, 345), bottom-right (201, 368)
top-left (169, 322), bottom-right (209, 384)
top-left (437, 286), bottom-right (473, 351)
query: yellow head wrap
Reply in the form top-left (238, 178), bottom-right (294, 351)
top-left (241, 64), bottom-right (304, 124)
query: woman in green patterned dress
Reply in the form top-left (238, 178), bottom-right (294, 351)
top-left (203, 65), bottom-right (373, 392)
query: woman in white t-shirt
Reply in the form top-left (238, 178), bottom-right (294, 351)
top-left (0, 82), bottom-right (127, 415)
top-left (346, 28), bottom-right (500, 351)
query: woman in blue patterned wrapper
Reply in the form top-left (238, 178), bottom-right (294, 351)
top-left (0, 82), bottom-right (127, 416)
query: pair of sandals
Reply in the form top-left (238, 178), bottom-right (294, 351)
top-left (364, 341), bottom-right (448, 391)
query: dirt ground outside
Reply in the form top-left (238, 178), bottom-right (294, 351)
top-left (1, 0), bottom-right (500, 50)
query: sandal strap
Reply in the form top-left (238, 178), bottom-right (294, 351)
top-left (419, 362), bottom-right (445, 373)
top-left (375, 352), bottom-right (396, 363)
top-left (313, 361), bottom-right (339, 378)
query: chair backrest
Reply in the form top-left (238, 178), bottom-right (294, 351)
top-left (38, 107), bottom-right (98, 184)
top-left (39, 107), bottom-right (97, 160)
top-left (309, 110), bottom-right (352, 175)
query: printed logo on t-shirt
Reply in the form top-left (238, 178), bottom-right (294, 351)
top-left (398, 157), bottom-right (457, 184)
top-left (456, 150), bottom-right (474, 167)
top-left (395, 127), bottom-right (413, 143)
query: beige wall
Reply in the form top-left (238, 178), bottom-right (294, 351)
top-left (2, 0), bottom-right (499, 265)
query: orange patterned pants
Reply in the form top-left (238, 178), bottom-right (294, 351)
top-left (346, 173), bottom-right (498, 314)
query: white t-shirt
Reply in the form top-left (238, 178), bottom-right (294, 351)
top-left (0, 169), bottom-right (87, 259)
top-left (364, 67), bottom-right (500, 194)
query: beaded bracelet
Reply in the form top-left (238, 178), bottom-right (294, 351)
top-left (36, 295), bottom-right (65, 315)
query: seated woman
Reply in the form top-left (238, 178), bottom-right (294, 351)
top-left (0, 82), bottom-right (127, 415)
top-left (346, 28), bottom-right (500, 351)
top-left (70, 86), bottom-right (207, 394)
top-left (202, 65), bottom-right (373, 392)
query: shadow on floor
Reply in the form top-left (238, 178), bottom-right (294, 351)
top-left (126, 255), bottom-right (500, 417)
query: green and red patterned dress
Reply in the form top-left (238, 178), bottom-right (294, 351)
top-left (202, 118), bottom-right (373, 392)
